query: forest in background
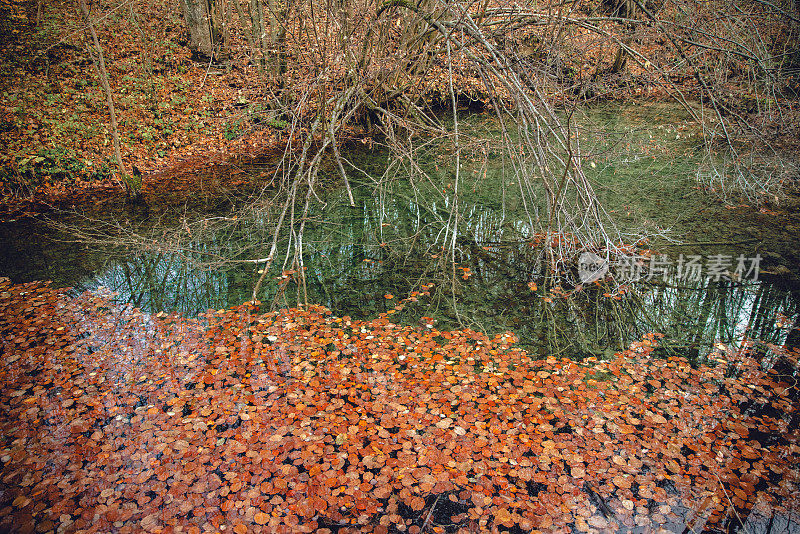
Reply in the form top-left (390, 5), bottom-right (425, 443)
top-left (1, 0), bottom-right (798, 199)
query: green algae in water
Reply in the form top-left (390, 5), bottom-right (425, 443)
top-left (0, 103), bottom-right (797, 360)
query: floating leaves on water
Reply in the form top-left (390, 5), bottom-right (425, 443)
top-left (0, 278), bottom-right (798, 533)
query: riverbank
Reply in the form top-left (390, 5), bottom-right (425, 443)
top-left (4, 0), bottom-right (797, 210)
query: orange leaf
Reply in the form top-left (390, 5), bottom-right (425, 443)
top-left (409, 496), bottom-right (425, 511)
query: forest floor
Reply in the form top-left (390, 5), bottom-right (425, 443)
top-left (1, 278), bottom-right (799, 533)
top-left (2, 0), bottom-right (798, 222)
top-left (0, 0), bottom-right (704, 215)
top-left (0, 0), bottom-right (288, 211)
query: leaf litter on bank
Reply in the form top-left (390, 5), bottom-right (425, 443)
top-left (0, 278), bottom-right (799, 533)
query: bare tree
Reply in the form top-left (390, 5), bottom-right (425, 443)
top-left (79, 0), bottom-right (140, 201)
top-left (116, 0), bottom-right (798, 308)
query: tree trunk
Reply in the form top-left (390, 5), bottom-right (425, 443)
top-left (249, 0), bottom-right (269, 73)
top-left (79, 0), bottom-right (137, 200)
top-left (181, 0), bottom-right (224, 59)
top-left (268, 0), bottom-right (286, 84)
top-left (609, 0), bottom-right (634, 74)
top-left (232, 0), bottom-right (263, 75)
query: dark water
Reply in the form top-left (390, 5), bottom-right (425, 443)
top-left (0, 104), bottom-right (798, 360)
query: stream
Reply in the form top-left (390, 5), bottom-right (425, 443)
top-left (1, 104), bottom-right (797, 360)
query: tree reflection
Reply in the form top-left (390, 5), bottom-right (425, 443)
top-left (83, 179), bottom-right (796, 362)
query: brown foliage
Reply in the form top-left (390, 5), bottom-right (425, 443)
top-left (0, 278), bottom-right (798, 532)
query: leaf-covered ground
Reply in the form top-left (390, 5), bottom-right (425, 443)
top-left (0, 0), bottom-right (286, 203)
top-left (8, 0), bottom-right (794, 207)
top-left (1, 278), bottom-right (799, 533)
